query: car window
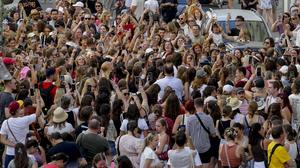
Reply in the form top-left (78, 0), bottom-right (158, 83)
top-left (218, 21), bottom-right (269, 42)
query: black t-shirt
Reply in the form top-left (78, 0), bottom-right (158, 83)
top-left (228, 28), bottom-right (240, 36)
top-left (0, 92), bottom-right (14, 125)
top-left (18, 0), bottom-right (41, 16)
top-left (47, 141), bottom-right (82, 163)
top-left (75, 122), bottom-right (88, 137)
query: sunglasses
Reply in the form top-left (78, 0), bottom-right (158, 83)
top-left (179, 18), bottom-right (184, 20)
top-left (96, 5), bottom-right (101, 7)
top-left (123, 93), bottom-right (129, 96)
top-left (85, 18), bottom-right (91, 20)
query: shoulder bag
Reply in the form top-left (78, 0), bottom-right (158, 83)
top-left (195, 113), bottom-right (220, 147)
top-left (7, 119), bottom-right (19, 143)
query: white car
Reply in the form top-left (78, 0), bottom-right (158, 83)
top-left (204, 9), bottom-right (272, 50)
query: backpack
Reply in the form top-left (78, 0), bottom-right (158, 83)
top-left (39, 82), bottom-right (55, 114)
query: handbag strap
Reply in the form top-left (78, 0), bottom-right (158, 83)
top-left (224, 144), bottom-right (231, 168)
top-left (117, 135), bottom-right (123, 156)
top-left (268, 143), bottom-right (281, 168)
top-left (6, 119), bottom-right (18, 143)
top-left (195, 113), bottom-right (211, 135)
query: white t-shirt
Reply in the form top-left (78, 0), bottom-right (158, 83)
top-left (140, 147), bottom-right (161, 168)
top-left (167, 147), bottom-right (202, 168)
top-left (209, 32), bottom-right (223, 45)
top-left (47, 122), bottom-right (74, 135)
top-left (144, 0), bottom-right (159, 13)
top-left (120, 119), bottom-right (149, 138)
top-left (0, 114), bottom-right (36, 155)
top-left (131, 0), bottom-right (145, 20)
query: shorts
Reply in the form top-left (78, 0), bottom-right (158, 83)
top-left (199, 149), bottom-right (212, 164)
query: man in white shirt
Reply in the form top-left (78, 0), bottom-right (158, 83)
top-left (155, 63), bottom-right (184, 102)
top-left (265, 80), bottom-right (281, 113)
top-left (130, 0), bottom-right (144, 20)
top-left (144, 0), bottom-right (159, 14)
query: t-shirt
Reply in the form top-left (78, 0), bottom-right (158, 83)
top-left (229, 28), bottom-right (240, 36)
top-left (46, 122), bottom-right (74, 135)
top-left (167, 147), bottom-right (202, 168)
top-left (0, 114), bottom-right (36, 155)
top-left (144, 0), bottom-right (159, 13)
top-left (8, 157), bottom-right (35, 168)
top-left (140, 147), bottom-right (161, 168)
top-left (267, 141), bottom-right (291, 168)
top-left (76, 131), bottom-right (110, 166)
top-left (0, 92), bottom-right (14, 125)
top-left (120, 118), bottom-right (149, 138)
top-left (131, 0), bottom-right (145, 20)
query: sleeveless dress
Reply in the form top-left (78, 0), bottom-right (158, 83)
top-left (258, 0), bottom-right (272, 9)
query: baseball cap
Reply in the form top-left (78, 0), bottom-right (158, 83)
top-left (3, 57), bottom-right (16, 65)
top-left (73, 1), bottom-right (84, 7)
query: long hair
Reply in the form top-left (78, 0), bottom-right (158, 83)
top-left (249, 123), bottom-right (264, 145)
top-left (164, 93), bottom-right (180, 121)
top-left (14, 143), bottom-right (29, 168)
top-left (117, 155), bottom-right (133, 168)
top-left (278, 93), bottom-right (293, 113)
top-left (268, 103), bottom-right (282, 120)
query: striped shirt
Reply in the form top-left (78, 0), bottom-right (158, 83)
top-left (187, 112), bottom-right (216, 153)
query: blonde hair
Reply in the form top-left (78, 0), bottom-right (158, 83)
top-left (142, 133), bottom-right (157, 152)
top-left (53, 88), bottom-right (65, 106)
top-left (191, 76), bottom-right (207, 89)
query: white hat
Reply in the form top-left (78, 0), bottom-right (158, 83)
top-left (279, 65), bottom-right (288, 74)
top-left (204, 96), bottom-right (217, 104)
top-left (53, 107), bottom-right (68, 123)
top-left (46, 8), bottom-right (52, 13)
top-left (223, 84), bottom-right (234, 93)
top-left (27, 32), bottom-right (36, 38)
top-left (226, 97), bottom-right (242, 111)
top-left (73, 1), bottom-right (84, 7)
top-left (58, 6), bottom-right (64, 13)
top-left (145, 48), bottom-right (153, 54)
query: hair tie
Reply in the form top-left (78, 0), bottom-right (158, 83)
top-left (17, 148), bottom-right (22, 154)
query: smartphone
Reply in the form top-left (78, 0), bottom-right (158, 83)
top-left (256, 67), bottom-right (262, 77)
top-left (70, 84), bottom-right (76, 92)
top-left (30, 88), bottom-right (34, 96)
top-left (87, 85), bottom-right (92, 92)
top-left (60, 75), bottom-right (65, 82)
top-left (148, 72), bottom-right (153, 82)
top-left (81, 16), bottom-right (84, 21)
top-left (293, 57), bottom-right (297, 64)
top-left (135, 76), bottom-right (140, 86)
top-left (220, 52), bottom-right (225, 58)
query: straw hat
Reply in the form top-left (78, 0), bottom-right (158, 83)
top-left (226, 97), bottom-right (242, 111)
top-left (53, 107), bottom-right (68, 123)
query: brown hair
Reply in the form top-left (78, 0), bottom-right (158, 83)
top-left (248, 101), bottom-right (258, 118)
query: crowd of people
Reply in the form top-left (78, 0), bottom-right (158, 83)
top-left (1, 0), bottom-right (300, 168)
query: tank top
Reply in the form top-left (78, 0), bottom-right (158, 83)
top-left (251, 140), bottom-right (266, 162)
top-left (218, 120), bottom-right (231, 139)
top-left (286, 141), bottom-right (298, 160)
top-left (220, 144), bottom-right (242, 168)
